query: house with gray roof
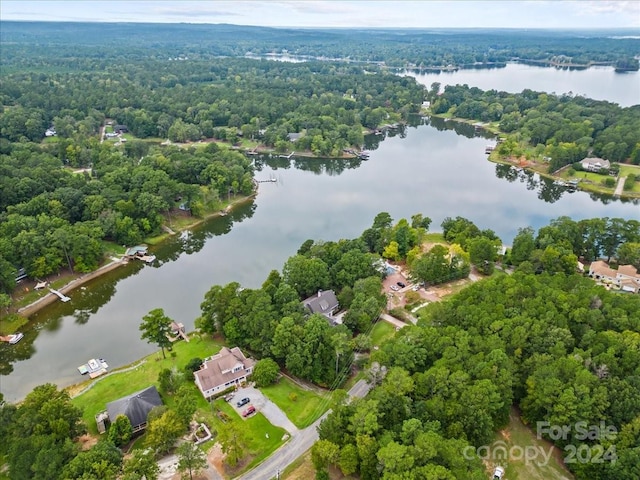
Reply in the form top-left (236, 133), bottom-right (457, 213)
top-left (105, 385), bottom-right (163, 434)
top-left (303, 290), bottom-right (340, 322)
top-left (194, 347), bottom-right (255, 400)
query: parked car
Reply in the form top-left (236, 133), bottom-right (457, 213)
top-left (236, 397), bottom-right (250, 408)
top-left (242, 405), bottom-right (256, 417)
top-left (397, 281), bottom-right (406, 288)
top-left (390, 285), bottom-right (399, 291)
top-left (493, 466), bottom-right (505, 480)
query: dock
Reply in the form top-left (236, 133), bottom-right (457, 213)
top-left (49, 288), bottom-right (70, 302)
top-left (78, 358), bottom-right (108, 378)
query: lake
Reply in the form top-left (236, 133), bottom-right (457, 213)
top-left (1, 66), bottom-right (639, 403)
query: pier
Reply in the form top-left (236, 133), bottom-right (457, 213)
top-left (49, 288), bottom-right (70, 302)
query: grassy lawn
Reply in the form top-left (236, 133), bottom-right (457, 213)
top-left (490, 408), bottom-right (574, 480)
top-left (422, 232), bottom-right (446, 243)
top-left (618, 164), bottom-right (640, 177)
top-left (369, 320), bottom-right (396, 347)
top-left (71, 334), bottom-right (222, 434)
top-left (261, 377), bottom-right (331, 429)
top-left (212, 399), bottom-right (287, 475)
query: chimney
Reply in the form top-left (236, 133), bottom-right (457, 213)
top-left (318, 290), bottom-right (322, 297)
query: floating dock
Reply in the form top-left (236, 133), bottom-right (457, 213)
top-left (78, 358), bottom-right (109, 378)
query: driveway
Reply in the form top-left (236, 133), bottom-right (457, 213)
top-left (235, 379), bottom-right (371, 480)
top-left (231, 385), bottom-right (299, 435)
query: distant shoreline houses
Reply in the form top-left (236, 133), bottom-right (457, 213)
top-left (588, 260), bottom-right (640, 293)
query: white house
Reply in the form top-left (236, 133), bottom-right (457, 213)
top-left (588, 260), bottom-right (640, 293)
top-left (581, 157), bottom-right (610, 172)
top-left (194, 347), bottom-right (255, 400)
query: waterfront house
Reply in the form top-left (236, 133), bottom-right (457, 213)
top-left (581, 157), bottom-right (610, 172)
top-left (194, 347), bottom-right (255, 400)
top-left (303, 290), bottom-right (340, 322)
top-left (104, 385), bottom-right (163, 434)
top-left (287, 132), bottom-right (302, 142)
top-left (588, 260), bottom-right (640, 292)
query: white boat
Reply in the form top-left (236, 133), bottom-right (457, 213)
top-left (8, 333), bottom-right (24, 344)
top-left (78, 358), bottom-right (109, 378)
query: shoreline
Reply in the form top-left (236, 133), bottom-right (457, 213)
top-left (10, 193), bottom-right (257, 321)
top-left (428, 113), bottom-right (640, 200)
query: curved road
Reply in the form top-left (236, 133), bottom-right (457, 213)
top-left (235, 379), bottom-right (371, 480)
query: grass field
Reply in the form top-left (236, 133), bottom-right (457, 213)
top-left (71, 333), bottom-right (223, 433)
top-left (369, 320), bottom-right (396, 347)
top-left (213, 399), bottom-right (287, 475)
top-left (489, 408), bottom-right (574, 480)
top-left (261, 377), bottom-right (331, 428)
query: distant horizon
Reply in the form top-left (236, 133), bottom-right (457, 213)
top-left (2, 1), bottom-right (639, 29)
top-left (1, 19), bottom-right (639, 33)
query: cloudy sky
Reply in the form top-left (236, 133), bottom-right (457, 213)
top-left (1, 1), bottom-right (639, 29)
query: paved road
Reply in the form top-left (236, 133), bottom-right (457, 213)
top-left (235, 379), bottom-right (371, 480)
top-left (379, 313), bottom-right (409, 329)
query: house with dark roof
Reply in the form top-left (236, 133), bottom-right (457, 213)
top-left (105, 385), bottom-right (163, 434)
top-left (194, 347), bottom-right (255, 400)
top-left (114, 125), bottom-right (129, 134)
top-left (303, 290), bottom-right (340, 321)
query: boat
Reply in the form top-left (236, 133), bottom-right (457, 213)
top-left (8, 333), bottom-right (24, 344)
top-left (78, 358), bottom-right (109, 378)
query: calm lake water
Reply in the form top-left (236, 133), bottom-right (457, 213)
top-left (407, 63), bottom-right (640, 107)
top-left (1, 66), bottom-right (639, 402)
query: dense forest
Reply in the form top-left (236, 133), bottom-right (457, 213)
top-left (0, 56), bottom-right (424, 295)
top-left (2, 23), bottom-right (639, 297)
top-left (2, 22), bottom-right (639, 70)
top-left (429, 83), bottom-right (640, 171)
top-left (1, 214), bottom-right (639, 479)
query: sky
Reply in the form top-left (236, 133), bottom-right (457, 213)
top-left (1, 0), bottom-right (639, 29)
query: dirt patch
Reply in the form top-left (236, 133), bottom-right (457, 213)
top-left (78, 433), bottom-right (99, 451)
top-left (207, 444), bottom-right (226, 476)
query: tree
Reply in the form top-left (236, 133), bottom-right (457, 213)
top-left (61, 440), bottom-right (123, 480)
top-left (123, 448), bottom-right (160, 480)
top-left (617, 242), bottom-right (640, 269)
top-left (251, 358), bottom-right (280, 387)
top-left (176, 441), bottom-right (208, 480)
top-left (217, 422), bottom-right (246, 467)
top-left (145, 409), bottom-right (185, 454)
top-left (282, 254), bottom-right (330, 298)
top-left (468, 236), bottom-right (498, 275)
top-left (311, 439), bottom-right (340, 472)
top-left (108, 414), bottom-right (133, 447)
top-left (174, 384), bottom-right (198, 429)
top-left (139, 308), bottom-right (173, 359)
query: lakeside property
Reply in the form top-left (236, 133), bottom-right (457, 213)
top-left (427, 112), bottom-right (640, 200)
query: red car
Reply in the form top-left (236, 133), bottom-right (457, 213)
top-left (242, 405), bottom-right (256, 417)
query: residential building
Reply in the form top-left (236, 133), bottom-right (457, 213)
top-left (581, 157), bottom-right (610, 172)
top-left (194, 347), bottom-right (255, 400)
top-left (104, 385), bottom-right (163, 434)
top-left (302, 289), bottom-right (340, 321)
top-left (588, 260), bottom-right (640, 293)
